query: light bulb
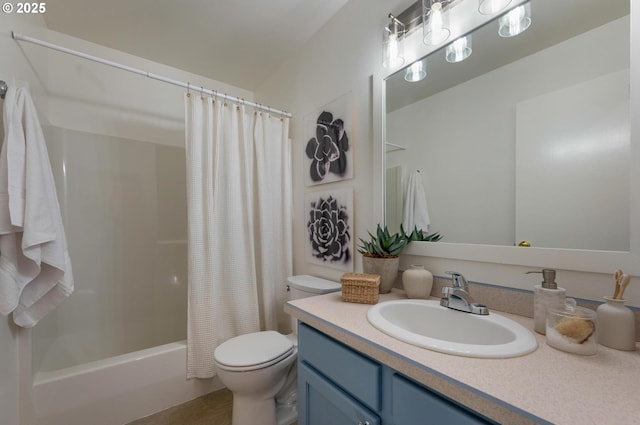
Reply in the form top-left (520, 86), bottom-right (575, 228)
top-left (383, 17), bottom-right (405, 68)
top-left (423, 0), bottom-right (450, 46)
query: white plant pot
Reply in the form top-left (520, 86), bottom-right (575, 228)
top-left (362, 256), bottom-right (399, 294)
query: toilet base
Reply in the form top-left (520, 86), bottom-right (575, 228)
top-left (231, 396), bottom-right (297, 425)
top-left (276, 403), bottom-right (297, 425)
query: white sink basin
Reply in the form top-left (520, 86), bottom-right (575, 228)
top-left (367, 299), bottom-right (537, 358)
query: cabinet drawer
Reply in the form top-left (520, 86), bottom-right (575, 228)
top-left (392, 374), bottom-right (496, 425)
top-left (298, 323), bottom-right (381, 411)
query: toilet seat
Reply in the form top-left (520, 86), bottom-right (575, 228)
top-left (214, 331), bottom-right (295, 372)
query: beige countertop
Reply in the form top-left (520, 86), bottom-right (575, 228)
top-left (285, 289), bottom-right (640, 425)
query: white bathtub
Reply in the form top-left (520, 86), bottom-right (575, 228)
top-left (32, 341), bottom-right (223, 425)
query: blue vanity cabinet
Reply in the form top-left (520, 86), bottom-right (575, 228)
top-left (297, 323), bottom-right (496, 425)
top-left (298, 362), bottom-right (381, 425)
top-left (392, 373), bottom-right (494, 425)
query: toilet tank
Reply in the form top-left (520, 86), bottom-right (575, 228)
top-left (287, 275), bottom-right (340, 334)
top-left (287, 275), bottom-right (341, 300)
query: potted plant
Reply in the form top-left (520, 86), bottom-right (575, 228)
top-left (358, 225), bottom-right (443, 294)
top-left (357, 225), bottom-right (409, 293)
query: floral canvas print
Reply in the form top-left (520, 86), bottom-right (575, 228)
top-left (304, 92), bottom-right (354, 186)
top-left (304, 188), bottom-right (354, 272)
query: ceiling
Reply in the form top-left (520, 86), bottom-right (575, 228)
top-left (42, 0), bottom-right (350, 91)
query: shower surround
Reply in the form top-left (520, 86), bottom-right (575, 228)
top-left (22, 126), bottom-right (220, 424)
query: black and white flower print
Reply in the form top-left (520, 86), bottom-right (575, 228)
top-left (307, 195), bottom-right (351, 264)
top-left (305, 111), bottom-right (349, 182)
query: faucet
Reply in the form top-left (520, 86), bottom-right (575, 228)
top-left (440, 271), bottom-right (489, 315)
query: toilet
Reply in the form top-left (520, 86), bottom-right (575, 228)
top-left (213, 275), bottom-right (341, 425)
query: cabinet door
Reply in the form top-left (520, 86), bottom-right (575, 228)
top-left (298, 323), bottom-right (382, 411)
top-left (299, 362), bottom-right (380, 425)
top-left (392, 374), bottom-right (496, 425)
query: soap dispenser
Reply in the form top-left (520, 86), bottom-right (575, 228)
top-left (526, 269), bottom-right (566, 334)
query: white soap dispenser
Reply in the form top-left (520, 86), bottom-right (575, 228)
top-left (526, 269), bottom-right (566, 335)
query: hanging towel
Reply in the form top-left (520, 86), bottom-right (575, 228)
top-left (403, 170), bottom-right (431, 232)
top-left (0, 85), bottom-right (74, 328)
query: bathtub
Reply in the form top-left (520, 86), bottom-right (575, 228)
top-left (31, 341), bottom-right (223, 425)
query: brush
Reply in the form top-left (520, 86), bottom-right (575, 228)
top-left (615, 274), bottom-right (631, 300)
top-left (613, 269), bottom-right (623, 299)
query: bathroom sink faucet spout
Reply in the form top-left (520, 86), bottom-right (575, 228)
top-left (440, 272), bottom-right (489, 315)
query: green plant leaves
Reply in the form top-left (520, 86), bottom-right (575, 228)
top-left (357, 224), bottom-right (443, 257)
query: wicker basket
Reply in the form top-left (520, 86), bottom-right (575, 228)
top-left (340, 273), bottom-right (380, 304)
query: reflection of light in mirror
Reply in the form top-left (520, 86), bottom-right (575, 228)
top-left (498, 3), bottom-right (531, 37)
top-left (548, 136), bottom-right (628, 159)
top-left (170, 274), bottom-right (181, 286)
top-left (405, 59), bottom-right (427, 82)
top-left (478, 0), bottom-right (512, 15)
top-left (446, 35), bottom-right (472, 63)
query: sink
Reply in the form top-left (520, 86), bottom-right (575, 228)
top-left (367, 299), bottom-right (537, 358)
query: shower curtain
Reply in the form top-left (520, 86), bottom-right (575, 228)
top-left (184, 94), bottom-right (292, 379)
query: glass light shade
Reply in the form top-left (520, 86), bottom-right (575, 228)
top-left (423, 0), bottom-right (450, 46)
top-left (383, 18), bottom-right (405, 68)
top-left (478, 0), bottom-right (512, 15)
top-left (445, 35), bottom-right (472, 63)
top-left (404, 59), bottom-right (427, 82)
top-left (498, 3), bottom-right (531, 37)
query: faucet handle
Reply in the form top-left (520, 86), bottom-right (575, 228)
top-left (445, 271), bottom-right (468, 289)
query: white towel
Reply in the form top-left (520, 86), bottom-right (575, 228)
top-left (403, 170), bottom-right (431, 232)
top-left (0, 85), bottom-right (74, 328)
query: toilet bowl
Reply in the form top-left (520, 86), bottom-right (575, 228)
top-left (213, 275), bottom-right (341, 425)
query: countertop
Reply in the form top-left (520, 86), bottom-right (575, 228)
top-left (285, 289), bottom-right (640, 425)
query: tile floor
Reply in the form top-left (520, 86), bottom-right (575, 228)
top-left (127, 389), bottom-right (298, 425)
top-left (127, 389), bottom-right (233, 425)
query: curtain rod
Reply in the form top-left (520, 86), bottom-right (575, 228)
top-left (11, 31), bottom-right (292, 118)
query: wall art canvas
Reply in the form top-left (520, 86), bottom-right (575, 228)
top-left (304, 92), bottom-right (354, 186)
top-left (304, 187), bottom-right (354, 272)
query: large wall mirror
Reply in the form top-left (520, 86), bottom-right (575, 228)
top-left (381, 0), bottom-right (638, 274)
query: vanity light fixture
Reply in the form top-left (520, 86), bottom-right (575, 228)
top-left (404, 58), bottom-right (427, 82)
top-left (478, 0), bottom-right (512, 15)
top-left (422, 0), bottom-right (451, 46)
top-left (383, 14), bottom-right (406, 69)
top-left (445, 35), bottom-right (472, 63)
top-left (498, 3), bottom-right (531, 37)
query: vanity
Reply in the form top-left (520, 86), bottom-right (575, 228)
top-left (298, 323), bottom-right (495, 425)
top-left (286, 290), bottom-right (640, 425)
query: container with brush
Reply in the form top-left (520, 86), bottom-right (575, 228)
top-left (546, 298), bottom-right (597, 355)
top-left (596, 270), bottom-right (635, 351)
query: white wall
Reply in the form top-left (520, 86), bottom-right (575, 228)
top-left (256, 0), bottom-right (414, 283)
top-left (43, 29), bottom-right (253, 147)
top-left (256, 1), bottom-right (640, 307)
top-left (0, 11), bottom-right (50, 425)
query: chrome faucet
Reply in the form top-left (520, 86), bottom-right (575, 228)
top-left (440, 271), bottom-right (489, 315)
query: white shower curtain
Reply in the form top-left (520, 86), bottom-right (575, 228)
top-left (184, 94), bottom-right (292, 379)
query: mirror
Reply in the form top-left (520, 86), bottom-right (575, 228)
top-left (384, 0), bottom-right (630, 252)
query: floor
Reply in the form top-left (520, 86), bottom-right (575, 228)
top-left (127, 389), bottom-right (298, 425)
top-left (127, 389), bottom-right (233, 425)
